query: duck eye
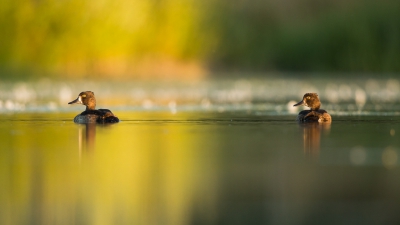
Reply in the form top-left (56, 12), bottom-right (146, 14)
top-left (306, 96), bottom-right (310, 99)
top-left (82, 94), bottom-right (86, 98)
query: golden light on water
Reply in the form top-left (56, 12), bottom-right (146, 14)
top-left (1, 109), bottom-right (400, 224)
top-left (0, 117), bottom-right (220, 225)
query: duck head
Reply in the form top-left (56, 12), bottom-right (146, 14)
top-left (294, 93), bottom-right (321, 111)
top-left (68, 91), bottom-right (96, 110)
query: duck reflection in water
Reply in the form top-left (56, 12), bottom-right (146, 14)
top-left (299, 123), bottom-right (331, 159)
top-left (78, 123), bottom-right (96, 152)
top-left (77, 123), bottom-right (116, 154)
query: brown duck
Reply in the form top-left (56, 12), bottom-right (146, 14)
top-left (293, 93), bottom-right (331, 123)
top-left (68, 91), bottom-right (119, 123)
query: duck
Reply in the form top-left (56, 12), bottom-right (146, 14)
top-left (68, 91), bottom-right (119, 123)
top-left (293, 93), bottom-right (331, 123)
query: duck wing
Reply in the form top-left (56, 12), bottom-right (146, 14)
top-left (97, 109), bottom-right (119, 123)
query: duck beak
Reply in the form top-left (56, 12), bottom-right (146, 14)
top-left (68, 96), bottom-right (82, 105)
top-left (293, 99), bottom-right (305, 107)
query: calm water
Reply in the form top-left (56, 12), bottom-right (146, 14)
top-left (1, 77), bottom-right (400, 224)
top-left (1, 111), bottom-right (400, 225)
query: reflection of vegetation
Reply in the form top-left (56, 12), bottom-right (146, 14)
top-left (1, 0), bottom-right (399, 78)
top-left (0, 113), bottom-right (219, 224)
top-left (1, 112), bottom-right (400, 223)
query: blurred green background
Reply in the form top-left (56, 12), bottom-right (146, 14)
top-left (1, 0), bottom-right (400, 80)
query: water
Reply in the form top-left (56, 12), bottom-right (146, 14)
top-left (1, 77), bottom-right (400, 224)
top-left (1, 110), bottom-right (400, 225)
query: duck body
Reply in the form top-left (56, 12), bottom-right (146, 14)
top-left (73, 109), bottom-right (120, 123)
top-left (296, 109), bottom-right (331, 122)
top-left (294, 93), bottom-right (331, 123)
top-left (69, 91), bottom-right (119, 124)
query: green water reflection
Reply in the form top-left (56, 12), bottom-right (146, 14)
top-left (1, 112), bottom-right (400, 224)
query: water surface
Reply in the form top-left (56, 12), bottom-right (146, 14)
top-left (1, 77), bottom-right (400, 224)
top-left (1, 111), bottom-right (400, 225)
